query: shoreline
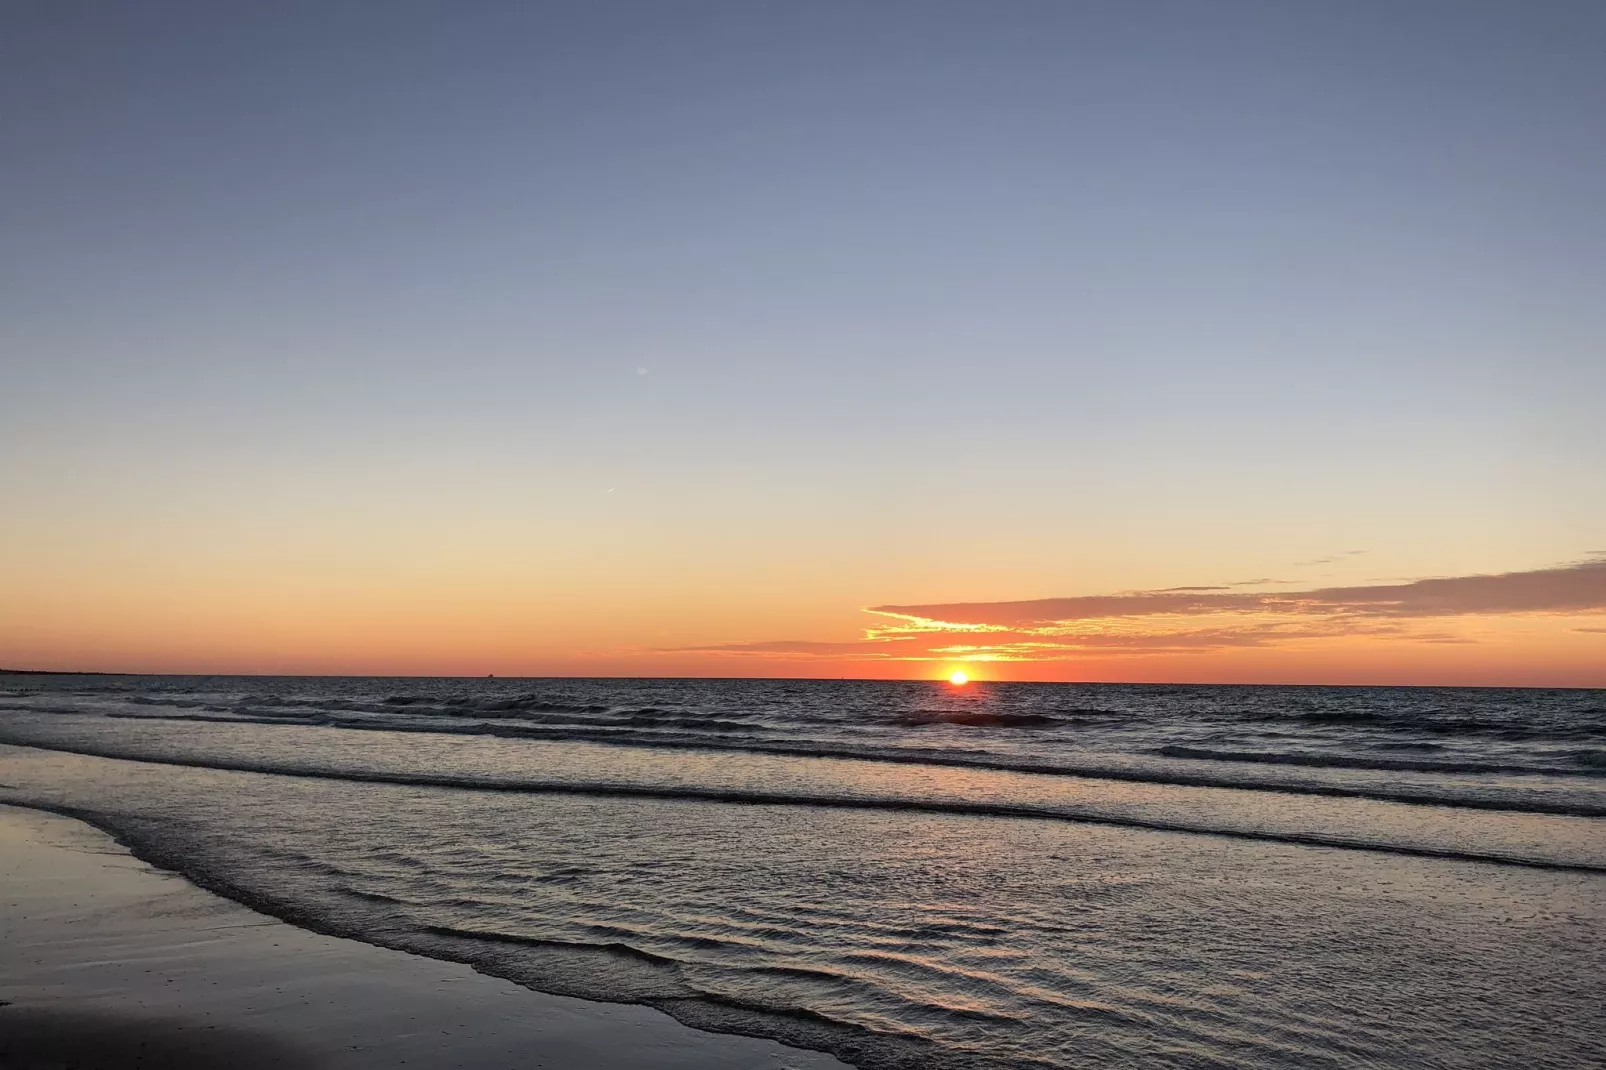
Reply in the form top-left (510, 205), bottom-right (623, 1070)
top-left (0, 802), bottom-right (850, 1069)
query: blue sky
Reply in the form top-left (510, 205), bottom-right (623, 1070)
top-left (2, 1), bottom-right (1602, 677)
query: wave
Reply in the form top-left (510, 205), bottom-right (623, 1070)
top-left (16, 709), bottom-right (1605, 819)
top-left (102, 705), bottom-right (769, 735)
top-left (423, 923), bottom-right (682, 967)
top-left (1257, 709), bottom-right (1606, 740)
top-left (384, 694), bottom-right (606, 714)
top-left (1155, 745), bottom-right (1606, 778)
top-left (337, 887), bottom-right (409, 905)
top-left (896, 710), bottom-right (1061, 728)
top-left (16, 691), bottom-right (1606, 747)
top-left (4, 737), bottom-right (1602, 873)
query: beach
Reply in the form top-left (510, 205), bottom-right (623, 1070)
top-left (0, 803), bottom-right (847, 1069)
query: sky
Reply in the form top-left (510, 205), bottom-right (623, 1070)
top-left (1, 1), bottom-right (1603, 684)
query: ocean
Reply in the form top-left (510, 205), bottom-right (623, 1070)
top-left (1, 675), bottom-right (1602, 1068)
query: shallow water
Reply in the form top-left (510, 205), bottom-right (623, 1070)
top-left (2, 676), bottom-right (1603, 1068)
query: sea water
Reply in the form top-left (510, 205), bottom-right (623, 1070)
top-left (2, 676), bottom-right (1602, 1068)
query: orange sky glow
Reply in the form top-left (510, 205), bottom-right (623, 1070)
top-left (4, 553), bottom-right (1602, 687)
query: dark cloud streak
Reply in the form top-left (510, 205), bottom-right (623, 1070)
top-left (873, 558), bottom-right (1606, 628)
top-left (659, 559), bottom-right (1606, 663)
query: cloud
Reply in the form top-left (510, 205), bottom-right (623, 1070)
top-left (669, 557), bottom-right (1606, 664)
top-left (871, 557), bottom-right (1606, 629)
top-left (1296, 549), bottom-right (1368, 567)
top-left (670, 619), bottom-right (1421, 662)
top-left (661, 639), bottom-right (910, 659)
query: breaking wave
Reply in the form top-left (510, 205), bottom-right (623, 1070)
top-left (1155, 745), bottom-right (1606, 778)
top-left (5, 737), bottom-right (1603, 871)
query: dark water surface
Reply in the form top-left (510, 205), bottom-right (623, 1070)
top-left (2, 676), bottom-right (1603, 1067)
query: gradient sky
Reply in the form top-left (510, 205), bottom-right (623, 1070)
top-left (2, 1), bottom-right (1603, 683)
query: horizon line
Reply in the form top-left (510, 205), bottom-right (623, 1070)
top-left (2, 668), bottom-right (1600, 691)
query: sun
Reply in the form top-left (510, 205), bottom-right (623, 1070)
top-left (948, 670), bottom-right (970, 686)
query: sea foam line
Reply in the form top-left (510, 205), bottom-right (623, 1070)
top-left (32, 706), bottom-right (1606, 819)
top-left (3, 738), bottom-right (1602, 874)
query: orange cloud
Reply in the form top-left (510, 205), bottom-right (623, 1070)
top-left (671, 557), bottom-right (1606, 665)
top-left (873, 556), bottom-right (1606, 627)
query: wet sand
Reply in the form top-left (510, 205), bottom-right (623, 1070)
top-left (0, 804), bottom-right (849, 1069)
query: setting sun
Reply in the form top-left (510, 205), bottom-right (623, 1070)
top-left (948, 670), bottom-right (969, 686)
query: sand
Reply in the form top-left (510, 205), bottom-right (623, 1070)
top-left (0, 804), bottom-right (851, 1069)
